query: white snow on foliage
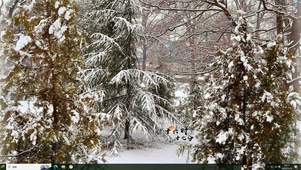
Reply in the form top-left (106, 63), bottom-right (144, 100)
top-left (14, 35), bottom-right (32, 51)
top-left (261, 90), bottom-right (273, 102)
top-left (204, 93), bottom-right (211, 99)
top-left (216, 129), bottom-right (234, 144)
top-left (255, 46), bottom-right (264, 54)
top-left (18, 100), bottom-right (42, 113)
top-left (235, 113), bottom-right (244, 125)
top-left (174, 89), bottom-right (188, 98)
top-left (34, 19), bottom-right (48, 34)
top-left (216, 131), bottom-right (227, 144)
top-left (55, 1), bottom-right (60, 9)
top-left (267, 41), bottom-right (276, 48)
top-left (63, 134), bottom-right (71, 145)
top-left (11, 130), bottom-right (19, 142)
top-left (228, 61), bottom-right (234, 70)
top-left (246, 33), bottom-right (252, 41)
top-left (23, 0), bottom-right (35, 10)
top-left (287, 92), bottom-right (301, 109)
top-left (65, 10), bottom-right (72, 20)
top-left (58, 7), bottom-right (66, 16)
top-left (49, 18), bottom-right (67, 41)
top-left (231, 34), bottom-right (241, 42)
top-left (0, 30), bottom-right (6, 41)
top-left (30, 129), bottom-right (37, 145)
top-left (265, 112), bottom-right (273, 122)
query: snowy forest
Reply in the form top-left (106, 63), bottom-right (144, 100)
top-left (0, 0), bottom-right (301, 168)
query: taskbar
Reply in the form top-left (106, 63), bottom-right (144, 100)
top-left (0, 163), bottom-right (300, 170)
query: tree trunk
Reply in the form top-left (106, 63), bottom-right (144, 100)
top-left (274, 0), bottom-right (285, 36)
top-left (141, 6), bottom-right (148, 71)
top-left (288, 3), bottom-right (301, 92)
top-left (124, 119), bottom-right (130, 139)
top-left (187, 11), bottom-right (198, 111)
top-left (124, 0), bottom-right (133, 149)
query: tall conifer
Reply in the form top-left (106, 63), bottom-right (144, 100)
top-left (0, 0), bottom-right (101, 163)
top-left (79, 0), bottom-right (176, 154)
top-left (191, 17), bottom-right (300, 165)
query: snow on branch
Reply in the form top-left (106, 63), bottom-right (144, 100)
top-left (133, 90), bottom-right (156, 113)
top-left (110, 69), bottom-right (170, 87)
top-left (287, 76), bottom-right (301, 85)
top-left (89, 33), bottom-right (125, 56)
top-left (14, 34), bottom-right (32, 51)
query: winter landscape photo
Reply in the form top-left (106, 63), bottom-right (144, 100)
top-left (0, 0), bottom-right (301, 169)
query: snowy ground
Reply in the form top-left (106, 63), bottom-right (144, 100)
top-left (105, 121), bottom-right (301, 164)
top-left (104, 128), bottom-right (200, 164)
top-left (106, 129), bottom-right (301, 165)
top-left (106, 141), bottom-right (193, 163)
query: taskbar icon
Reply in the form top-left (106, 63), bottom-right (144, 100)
top-left (52, 164), bottom-right (75, 170)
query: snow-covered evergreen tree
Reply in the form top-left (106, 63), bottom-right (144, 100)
top-left (0, 0), bottom-right (102, 163)
top-left (79, 0), bottom-right (177, 154)
top-left (173, 82), bottom-right (203, 129)
top-left (190, 17), bottom-right (301, 165)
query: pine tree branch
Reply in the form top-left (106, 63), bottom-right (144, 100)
top-left (288, 76), bottom-right (301, 86)
top-left (0, 144), bottom-right (41, 157)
